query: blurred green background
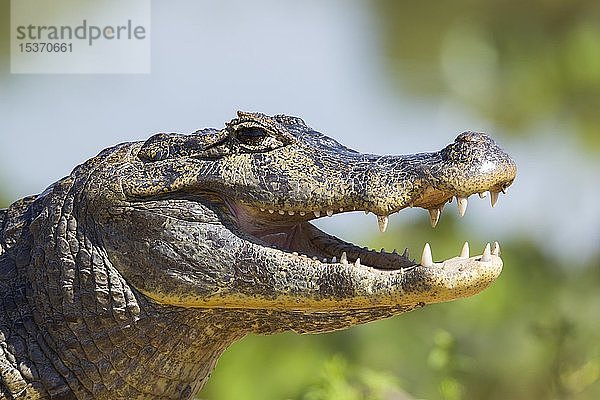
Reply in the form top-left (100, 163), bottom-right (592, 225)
top-left (1, 1), bottom-right (599, 399)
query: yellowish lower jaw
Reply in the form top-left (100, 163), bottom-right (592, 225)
top-left (140, 241), bottom-right (502, 311)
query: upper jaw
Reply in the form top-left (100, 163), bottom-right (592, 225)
top-left (227, 182), bottom-right (508, 273)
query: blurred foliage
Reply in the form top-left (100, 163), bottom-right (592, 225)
top-left (0, 185), bottom-right (8, 208)
top-left (371, 0), bottom-right (600, 150)
top-left (300, 355), bottom-right (407, 400)
top-left (203, 217), bottom-right (600, 400)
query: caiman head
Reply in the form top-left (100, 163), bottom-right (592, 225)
top-left (5, 111), bottom-right (516, 398)
top-left (84, 111), bottom-right (516, 313)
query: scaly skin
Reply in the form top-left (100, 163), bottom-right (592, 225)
top-left (0, 112), bottom-right (516, 399)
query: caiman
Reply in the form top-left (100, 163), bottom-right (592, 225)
top-left (0, 112), bottom-right (516, 399)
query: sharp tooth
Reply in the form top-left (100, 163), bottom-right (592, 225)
top-left (299, 211), bottom-right (306, 216)
top-left (479, 192), bottom-right (488, 198)
top-left (340, 252), bottom-right (348, 264)
top-left (380, 248), bottom-right (385, 253)
top-left (326, 210), bottom-right (334, 217)
top-left (457, 196), bottom-right (468, 217)
top-left (490, 191), bottom-right (499, 208)
top-left (260, 208), bottom-right (265, 212)
top-left (292, 252), bottom-right (299, 255)
top-left (364, 210), bottom-right (369, 215)
top-left (354, 257), bottom-right (361, 267)
top-left (312, 256), bottom-right (318, 260)
top-left (332, 256), bottom-right (337, 263)
top-left (392, 248), bottom-right (398, 254)
top-left (460, 241), bottom-right (469, 258)
top-left (401, 248), bottom-right (409, 258)
top-left (278, 210), bottom-right (285, 215)
top-left (492, 241), bottom-right (500, 256)
top-left (313, 211), bottom-right (321, 218)
top-left (268, 209), bottom-right (275, 214)
top-left (428, 208), bottom-right (441, 228)
top-left (421, 243), bottom-right (433, 267)
top-left (377, 215), bottom-right (389, 233)
top-left (481, 243), bottom-right (491, 262)
top-left (288, 210), bottom-right (295, 215)
top-left (322, 258), bottom-right (327, 263)
top-left (339, 207), bottom-right (344, 212)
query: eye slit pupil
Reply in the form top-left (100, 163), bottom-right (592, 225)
top-left (238, 127), bottom-right (265, 138)
top-left (237, 127), bottom-right (266, 144)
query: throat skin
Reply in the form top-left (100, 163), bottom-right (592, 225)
top-left (0, 112), bottom-right (516, 399)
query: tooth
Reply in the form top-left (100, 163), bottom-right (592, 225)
top-left (492, 241), bottom-right (500, 256)
top-left (479, 192), bottom-right (488, 199)
top-left (278, 210), bottom-right (285, 215)
top-left (481, 243), bottom-right (491, 262)
top-left (326, 210), bottom-right (334, 217)
top-left (340, 252), bottom-right (348, 264)
top-left (260, 208), bottom-right (265, 212)
top-left (364, 210), bottom-right (369, 215)
top-left (268, 209), bottom-right (275, 214)
top-left (332, 256), bottom-right (337, 263)
top-left (380, 248), bottom-right (385, 253)
top-left (288, 210), bottom-right (295, 215)
top-left (339, 207), bottom-right (344, 212)
top-left (354, 258), bottom-right (361, 267)
top-left (460, 241), bottom-right (469, 258)
top-left (392, 249), bottom-right (398, 254)
top-left (314, 211), bottom-right (321, 218)
top-left (322, 258), bottom-right (328, 263)
top-left (490, 191), bottom-right (499, 208)
top-left (421, 243), bottom-right (433, 267)
top-left (292, 252), bottom-right (299, 255)
top-left (300, 211), bottom-right (306, 216)
top-left (377, 215), bottom-right (389, 233)
top-left (428, 208), bottom-right (441, 228)
top-left (401, 248), bottom-right (409, 258)
top-left (457, 196), bottom-right (468, 217)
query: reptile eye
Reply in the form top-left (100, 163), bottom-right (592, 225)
top-left (237, 127), bottom-right (267, 146)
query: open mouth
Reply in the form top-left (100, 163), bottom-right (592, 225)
top-left (228, 188), bottom-right (506, 271)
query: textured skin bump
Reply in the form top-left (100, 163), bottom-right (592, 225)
top-left (0, 112), bottom-right (515, 399)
